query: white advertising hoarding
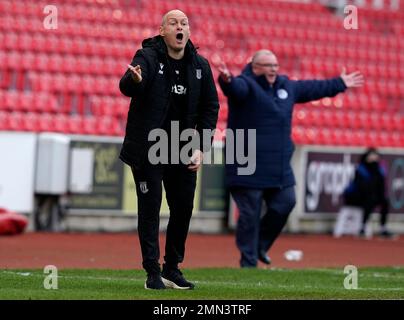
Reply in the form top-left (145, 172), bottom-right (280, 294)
top-left (0, 132), bottom-right (37, 213)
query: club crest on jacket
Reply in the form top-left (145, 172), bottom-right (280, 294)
top-left (277, 89), bottom-right (288, 99)
top-left (139, 181), bottom-right (149, 194)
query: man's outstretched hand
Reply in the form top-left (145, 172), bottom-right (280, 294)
top-left (217, 61), bottom-right (232, 83)
top-left (128, 64), bottom-right (142, 83)
top-left (340, 67), bottom-right (364, 88)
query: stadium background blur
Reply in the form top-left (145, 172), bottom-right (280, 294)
top-left (0, 0), bottom-right (403, 235)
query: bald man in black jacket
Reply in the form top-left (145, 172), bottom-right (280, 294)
top-left (119, 10), bottom-right (219, 290)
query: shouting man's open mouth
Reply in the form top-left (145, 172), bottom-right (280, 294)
top-left (176, 32), bottom-right (184, 44)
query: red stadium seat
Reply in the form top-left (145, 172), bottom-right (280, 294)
top-left (53, 114), bottom-right (70, 133)
top-left (68, 115), bottom-right (84, 134)
top-left (317, 128), bottom-right (332, 145)
top-left (82, 116), bottom-right (99, 135)
top-left (0, 111), bottom-right (9, 130)
top-left (21, 112), bottom-right (39, 132)
top-left (0, 90), bottom-right (5, 110)
top-left (37, 113), bottom-right (55, 132)
top-left (34, 92), bottom-right (59, 113)
top-left (7, 112), bottom-right (23, 131)
top-left (97, 116), bottom-right (123, 136)
top-left (4, 90), bottom-right (19, 111)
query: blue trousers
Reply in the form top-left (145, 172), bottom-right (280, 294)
top-left (230, 186), bottom-right (296, 267)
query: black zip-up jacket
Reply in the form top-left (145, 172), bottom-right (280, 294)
top-left (119, 35), bottom-right (219, 168)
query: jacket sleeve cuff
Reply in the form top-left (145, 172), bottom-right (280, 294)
top-left (338, 77), bottom-right (348, 91)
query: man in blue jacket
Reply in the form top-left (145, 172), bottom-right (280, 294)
top-left (218, 50), bottom-right (364, 267)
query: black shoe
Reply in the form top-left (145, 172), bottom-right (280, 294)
top-left (379, 230), bottom-right (395, 238)
top-left (161, 268), bottom-right (195, 290)
top-left (258, 251), bottom-right (271, 265)
top-left (145, 273), bottom-right (166, 290)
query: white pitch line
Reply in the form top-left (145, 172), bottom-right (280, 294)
top-left (1, 271), bottom-right (403, 292)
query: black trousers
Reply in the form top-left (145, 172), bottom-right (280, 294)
top-left (345, 194), bottom-right (390, 228)
top-left (131, 163), bottom-right (197, 274)
top-left (230, 186), bottom-right (296, 267)
top-left (362, 197), bottom-right (390, 227)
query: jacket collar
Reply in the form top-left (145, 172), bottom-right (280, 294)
top-left (142, 35), bottom-right (197, 61)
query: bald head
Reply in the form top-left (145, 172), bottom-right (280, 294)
top-left (161, 9), bottom-right (188, 26)
top-left (251, 49), bottom-right (279, 85)
top-left (159, 9), bottom-right (190, 59)
top-left (251, 50), bottom-right (276, 64)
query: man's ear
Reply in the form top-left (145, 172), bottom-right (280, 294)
top-left (159, 26), bottom-right (165, 37)
top-left (251, 64), bottom-right (258, 75)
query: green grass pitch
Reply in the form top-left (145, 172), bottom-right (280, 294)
top-left (1, 267), bottom-right (403, 299)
